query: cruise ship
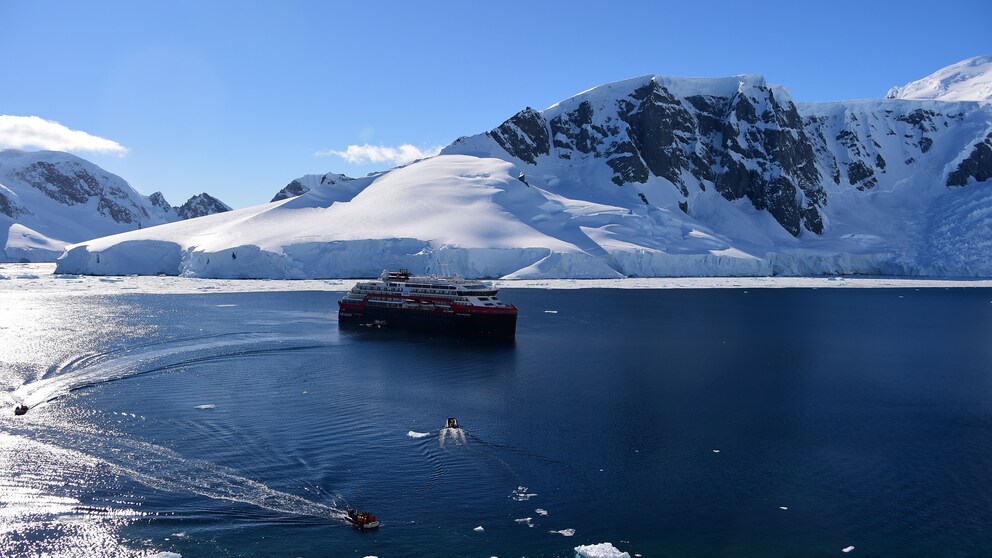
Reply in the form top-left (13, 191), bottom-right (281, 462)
top-left (338, 270), bottom-right (517, 336)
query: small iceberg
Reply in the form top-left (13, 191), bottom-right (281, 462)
top-left (473, 526), bottom-right (484, 532)
top-left (550, 528), bottom-right (575, 536)
top-left (511, 486), bottom-right (537, 501)
top-left (535, 508), bottom-right (548, 516)
top-left (574, 542), bottom-right (631, 558)
top-left (514, 517), bottom-right (534, 528)
top-left (194, 404), bottom-right (215, 410)
top-left (842, 546), bottom-right (855, 553)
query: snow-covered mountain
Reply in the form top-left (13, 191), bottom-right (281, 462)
top-left (56, 67), bottom-right (992, 279)
top-left (887, 55), bottom-right (992, 103)
top-left (0, 150), bottom-right (231, 262)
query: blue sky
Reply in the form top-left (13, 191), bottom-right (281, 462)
top-left (1, 0), bottom-right (989, 207)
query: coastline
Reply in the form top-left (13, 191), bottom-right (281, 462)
top-left (3, 263), bottom-right (992, 295)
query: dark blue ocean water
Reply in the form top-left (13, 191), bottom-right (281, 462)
top-left (2, 288), bottom-right (991, 557)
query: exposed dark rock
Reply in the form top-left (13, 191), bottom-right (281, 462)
top-left (473, 75), bottom-right (988, 239)
top-left (800, 201), bottom-right (824, 235)
top-left (490, 108), bottom-right (549, 164)
top-left (848, 160), bottom-right (876, 191)
top-left (713, 87), bottom-right (824, 236)
top-left (149, 191), bottom-right (172, 210)
top-left (617, 81), bottom-right (695, 193)
top-left (605, 141), bottom-right (649, 186)
top-left (177, 193), bottom-right (231, 220)
top-left (898, 109), bottom-right (939, 130)
top-left (947, 132), bottom-right (992, 187)
top-left (14, 161), bottom-right (99, 205)
top-left (97, 198), bottom-right (135, 223)
top-left (0, 192), bottom-right (22, 218)
top-left (272, 179), bottom-right (309, 202)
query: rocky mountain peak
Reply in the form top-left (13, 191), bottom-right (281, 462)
top-left (176, 193), bottom-right (231, 220)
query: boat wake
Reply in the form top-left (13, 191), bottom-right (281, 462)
top-left (9, 332), bottom-right (324, 410)
top-left (1, 420), bottom-right (347, 522)
top-left (439, 426), bottom-right (467, 448)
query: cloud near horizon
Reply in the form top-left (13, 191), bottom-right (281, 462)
top-left (0, 115), bottom-right (128, 155)
top-left (316, 143), bottom-right (442, 165)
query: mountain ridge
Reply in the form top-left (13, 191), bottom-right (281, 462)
top-left (56, 60), bottom-right (992, 279)
top-left (0, 150), bottom-right (232, 262)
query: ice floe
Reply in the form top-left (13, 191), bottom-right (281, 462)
top-left (511, 486), bottom-right (537, 501)
top-left (574, 542), bottom-right (631, 558)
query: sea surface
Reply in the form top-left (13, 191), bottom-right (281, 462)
top-left (1, 281), bottom-right (991, 557)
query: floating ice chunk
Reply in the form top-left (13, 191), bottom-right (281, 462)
top-left (511, 486), bottom-right (537, 501)
top-left (536, 508), bottom-right (548, 516)
top-left (407, 431), bottom-right (431, 438)
top-left (544, 310), bottom-right (558, 313)
top-left (473, 526), bottom-right (484, 532)
top-left (574, 542), bottom-right (631, 558)
top-left (550, 528), bottom-right (575, 536)
top-left (712, 449), bottom-right (720, 453)
top-left (842, 546), bottom-right (855, 553)
top-left (194, 404), bottom-right (215, 410)
top-left (515, 517), bottom-right (534, 527)
top-left (780, 506), bottom-right (788, 510)
top-left (148, 553), bottom-right (182, 558)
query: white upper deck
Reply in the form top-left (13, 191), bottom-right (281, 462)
top-left (343, 269), bottom-right (510, 308)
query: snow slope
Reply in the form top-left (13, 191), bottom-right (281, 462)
top-left (56, 67), bottom-right (992, 279)
top-left (0, 150), bottom-right (231, 262)
top-left (886, 56), bottom-right (992, 103)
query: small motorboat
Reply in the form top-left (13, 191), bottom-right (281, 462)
top-left (346, 509), bottom-right (380, 530)
top-left (445, 417), bottom-right (460, 429)
top-left (14, 405), bottom-right (28, 416)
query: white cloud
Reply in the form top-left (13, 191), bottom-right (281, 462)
top-left (316, 143), bottom-right (442, 165)
top-left (0, 115), bottom-right (128, 155)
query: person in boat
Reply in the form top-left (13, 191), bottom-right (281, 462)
top-left (347, 509), bottom-right (379, 529)
top-left (446, 417), bottom-right (459, 429)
